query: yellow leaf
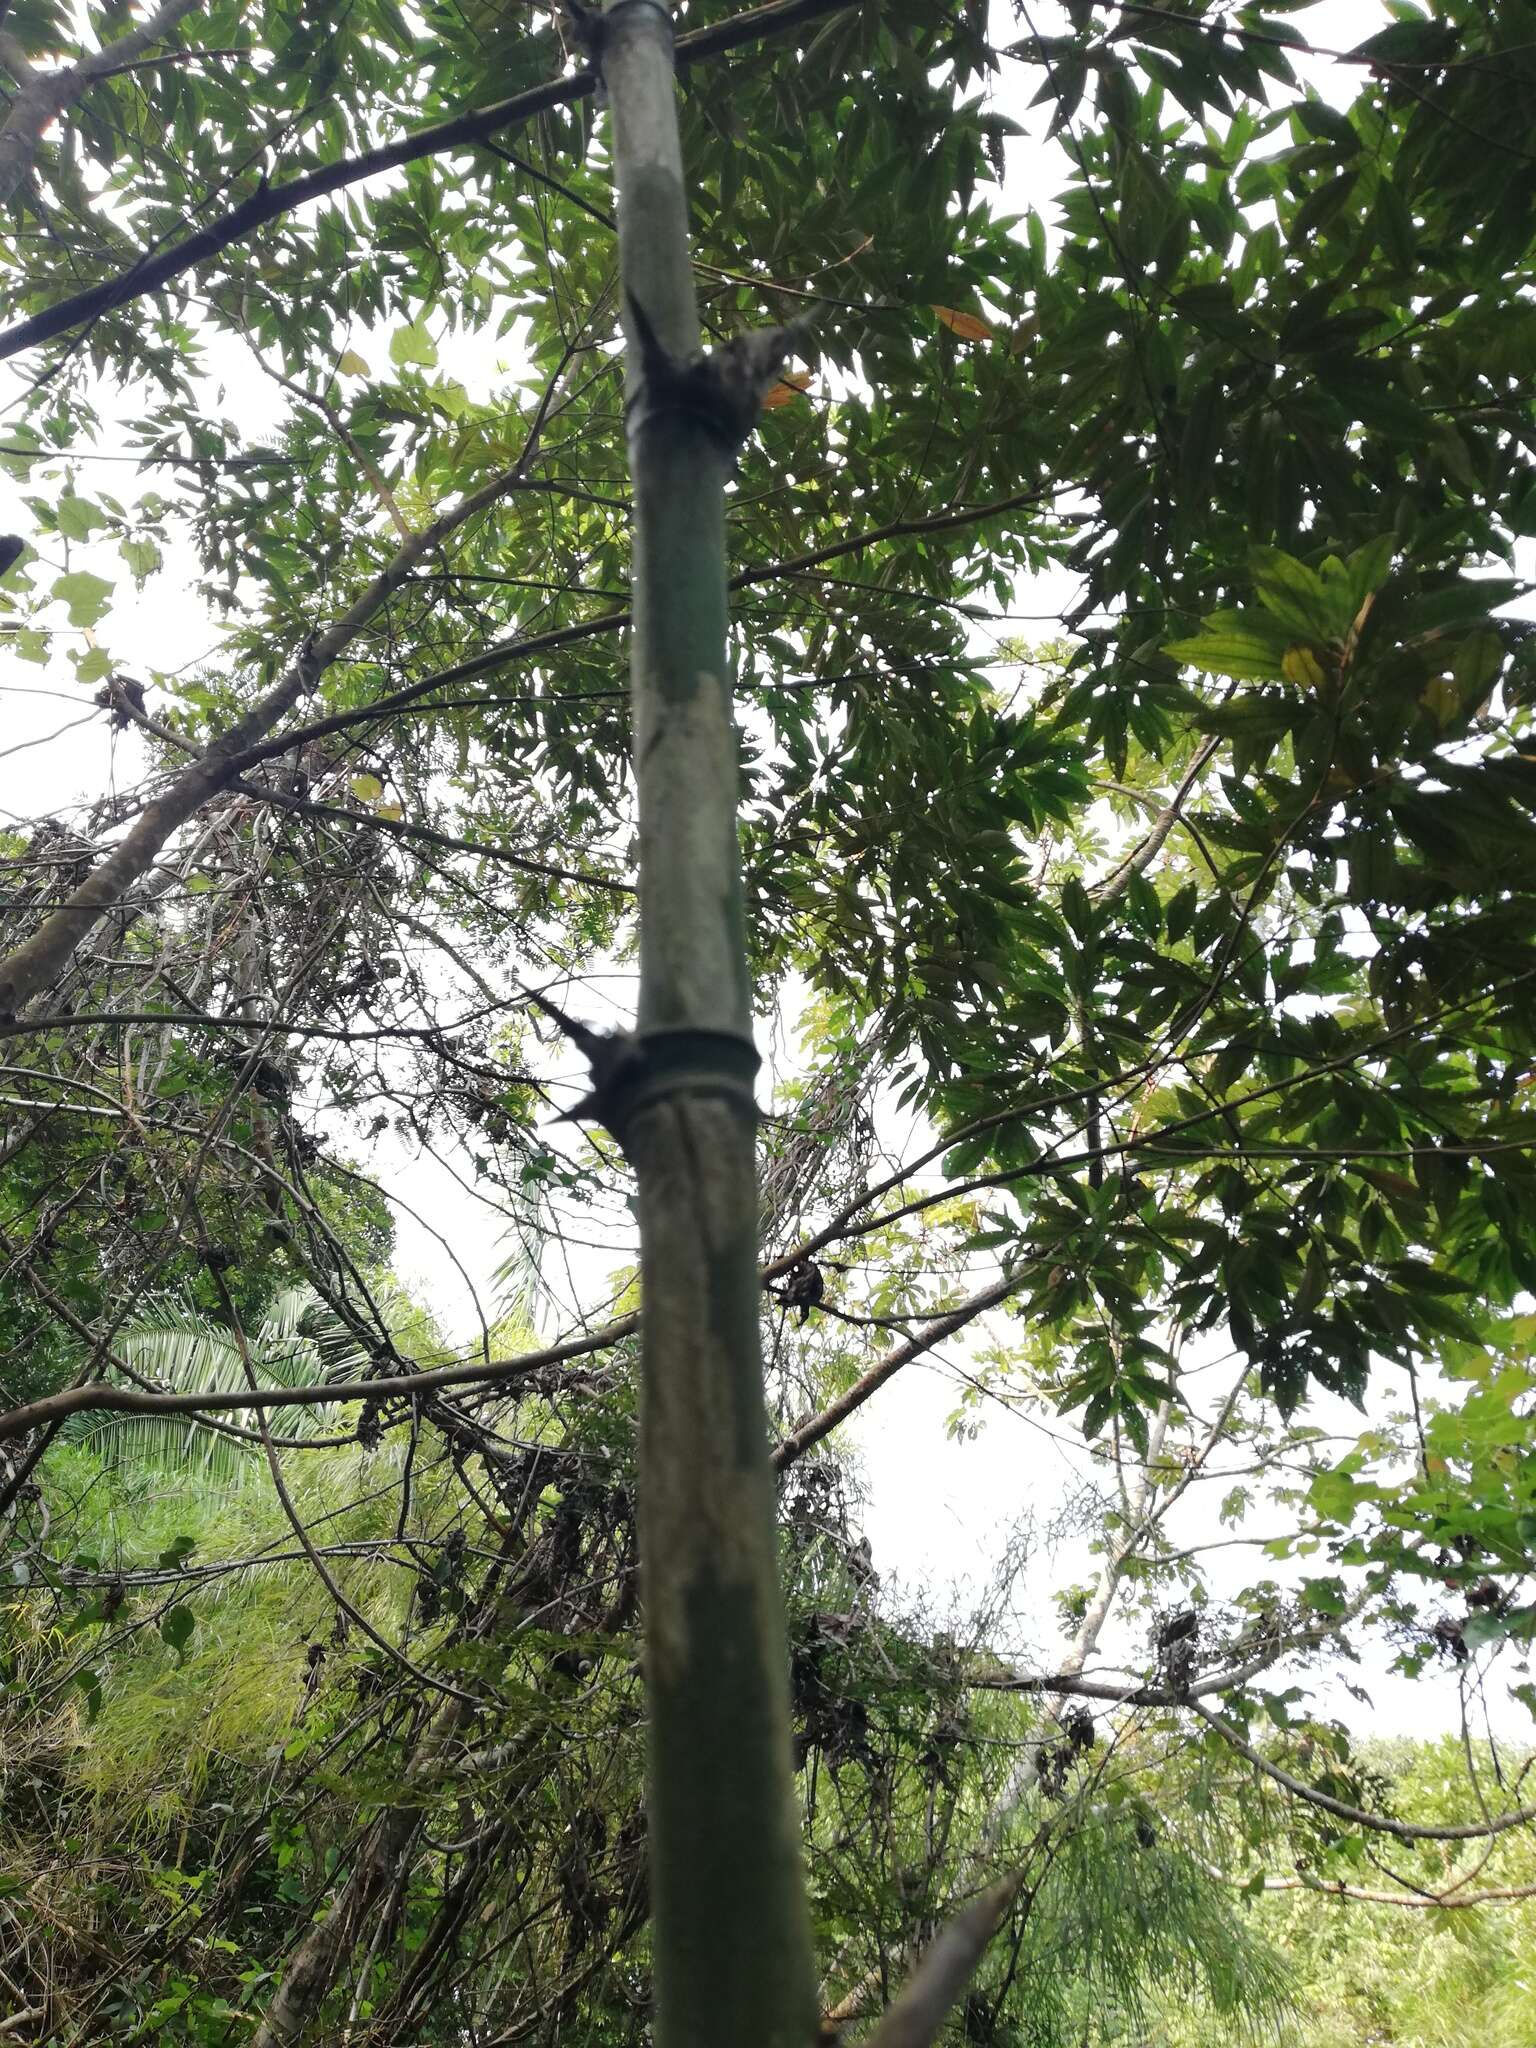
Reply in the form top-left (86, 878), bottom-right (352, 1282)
top-left (1419, 673), bottom-right (1459, 729)
top-left (374, 801), bottom-right (404, 822)
top-left (1281, 643), bottom-right (1327, 690)
top-left (337, 350), bottom-right (370, 377)
top-left (350, 773), bottom-right (384, 802)
top-left (933, 305), bottom-right (995, 343)
top-left (761, 371), bottom-right (812, 409)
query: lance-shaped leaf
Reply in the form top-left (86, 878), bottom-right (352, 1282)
top-left (1164, 608), bottom-right (1291, 681)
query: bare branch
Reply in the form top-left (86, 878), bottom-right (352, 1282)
top-left (771, 1271), bottom-right (1029, 1470)
top-left (862, 1875), bottom-right (1024, 2048)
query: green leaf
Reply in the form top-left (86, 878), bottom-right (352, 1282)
top-left (1351, 19), bottom-right (1458, 67)
top-left (73, 644), bottom-right (112, 684)
top-left (1451, 630), bottom-right (1503, 704)
top-left (119, 535), bottom-right (162, 582)
top-left (0, 423), bottom-right (42, 475)
top-left (1171, 282), bottom-right (1257, 344)
top-left (51, 570), bottom-right (114, 627)
top-left (1249, 546), bottom-right (1355, 641)
top-left (1373, 179), bottom-right (1417, 269)
top-left (1290, 170), bottom-right (1357, 247)
top-left (1164, 882), bottom-right (1198, 945)
top-left (1343, 535), bottom-right (1395, 610)
top-left (1295, 98), bottom-right (1359, 154)
top-left (1178, 380), bottom-right (1226, 509)
top-left (1462, 1610), bottom-right (1507, 1653)
top-left (56, 491), bottom-right (104, 541)
top-left (160, 1605), bottom-right (196, 1658)
top-left (1060, 873), bottom-right (1094, 938)
top-left (1165, 610), bottom-right (1290, 681)
top-left (389, 322), bottom-right (437, 370)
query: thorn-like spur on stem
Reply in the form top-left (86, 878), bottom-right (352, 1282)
top-left (519, 985), bottom-right (642, 1130)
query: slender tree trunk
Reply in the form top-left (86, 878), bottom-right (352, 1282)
top-left (247, 1694), bottom-right (473, 2048)
top-left (601, 6), bottom-right (817, 2045)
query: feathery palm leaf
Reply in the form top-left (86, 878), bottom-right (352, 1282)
top-left (76, 1289), bottom-right (371, 1483)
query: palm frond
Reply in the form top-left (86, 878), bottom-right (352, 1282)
top-left (75, 1290), bottom-right (372, 1482)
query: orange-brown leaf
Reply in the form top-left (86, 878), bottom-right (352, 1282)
top-left (761, 371), bottom-right (812, 409)
top-left (933, 305), bottom-right (995, 342)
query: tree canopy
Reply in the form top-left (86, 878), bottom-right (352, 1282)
top-left (4, 1), bottom-right (1536, 2043)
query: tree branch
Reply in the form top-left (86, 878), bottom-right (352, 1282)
top-left (0, 0), bottom-right (202, 203)
top-left (0, 1313), bottom-right (637, 1443)
top-left (0, 0), bottom-right (201, 207)
top-left (1207, 1865), bottom-right (1536, 1909)
top-left (0, 453), bottom-right (540, 1020)
top-left (0, 0), bottom-right (865, 362)
top-left (208, 479), bottom-right (1060, 779)
top-left (232, 776), bottom-right (635, 894)
top-left (1089, 733), bottom-right (1221, 906)
top-left (771, 1271), bottom-right (1029, 1471)
top-left (1190, 1698), bottom-right (1536, 1843)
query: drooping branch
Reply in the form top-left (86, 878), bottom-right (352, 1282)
top-left (1191, 1698), bottom-right (1536, 1844)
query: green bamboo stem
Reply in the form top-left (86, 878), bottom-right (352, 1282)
top-left (601, 4), bottom-right (817, 2043)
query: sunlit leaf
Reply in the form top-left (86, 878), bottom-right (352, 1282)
top-left (51, 570), bottom-right (113, 627)
top-left (933, 305), bottom-right (995, 342)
